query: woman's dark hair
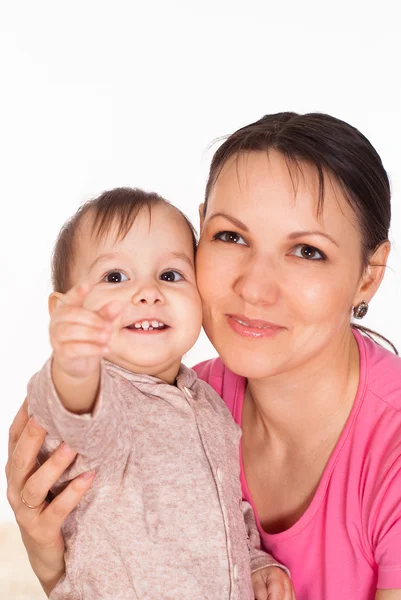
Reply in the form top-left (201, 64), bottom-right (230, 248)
top-left (205, 112), bottom-right (391, 267)
top-left (204, 112), bottom-right (397, 353)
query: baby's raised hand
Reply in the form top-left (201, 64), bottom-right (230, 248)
top-left (252, 566), bottom-right (296, 600)
top-left (50, 282), bottom-right (122, 379)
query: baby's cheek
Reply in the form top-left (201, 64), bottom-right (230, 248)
top-left (187, 295), bottom-right (203, 335)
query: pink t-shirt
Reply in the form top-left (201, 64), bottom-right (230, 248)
top-left (194, 329), bottom-right (401, 600)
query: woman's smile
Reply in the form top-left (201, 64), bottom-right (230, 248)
top-left (226, 314), bottom-right (285, 339)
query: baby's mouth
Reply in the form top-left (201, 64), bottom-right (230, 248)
top-left (125, 320), bottom-right (169, 331)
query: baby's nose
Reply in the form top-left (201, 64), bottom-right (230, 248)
top-left (131, 284), bottom-right (164, 305)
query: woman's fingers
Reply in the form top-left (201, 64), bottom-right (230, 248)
top-left (6, 399), bottom-right (29, 479)
top-left (6, 417), bottom-right (47, 510)
top-left (17, 443), bottom-right (77, 515)
top-left (10, 433), bottom-right (95, 541)
top-left (252, 570), bottom-right (270, 600)
top-left (252, 578), bottom-right (268, 600)
top-left (284, 577), bottom-right (297, 600)
top-left (252, 567), bottom-right (295, 600)
top-left (41, 470), bottom-right (96, 530)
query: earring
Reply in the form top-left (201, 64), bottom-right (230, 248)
top-left (353, 301), bottom-right (369, 319)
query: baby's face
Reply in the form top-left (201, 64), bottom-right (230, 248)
top-left (69, 203), bottom-right (202, 382)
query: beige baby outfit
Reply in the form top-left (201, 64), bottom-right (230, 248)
top-left (28, 359), bottom-right (281, 599)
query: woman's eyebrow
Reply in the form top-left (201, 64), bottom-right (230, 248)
top-left (288, 231), bottom-right (339, 247)
top-left (206, 212), bottom-right (249, 232)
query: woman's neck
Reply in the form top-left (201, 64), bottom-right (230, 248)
top-left (245, 328), bottom-right (360, 451)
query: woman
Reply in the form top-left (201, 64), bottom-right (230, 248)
top-left (6, 112), bottom-right (401, 599)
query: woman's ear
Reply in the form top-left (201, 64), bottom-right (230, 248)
top-left (353, 241), bottom-right (391, 307)
top-left (48, 292), bottom-right (65, 315)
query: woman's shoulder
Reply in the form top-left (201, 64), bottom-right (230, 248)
top-left (193, 357), bottom-right (226, 380)
top-left (192, 357), bottom-right (244, 415)
top-left (352, 334), bottom-right (401, 497)
top-left (359, 331), bottom-right (401, 412)
top-left (192, 357), bottom-right (227, 398)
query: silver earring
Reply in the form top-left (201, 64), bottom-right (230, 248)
top-left (353, 301), bottom-right (369, 319)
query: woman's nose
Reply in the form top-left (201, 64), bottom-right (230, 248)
top-left (131, 283), bottom-right (164, 306)
top-left (234, 258), bottom-right (280, 307)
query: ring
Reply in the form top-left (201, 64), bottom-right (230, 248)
top-left (20, 490), bottom-right (44, 510)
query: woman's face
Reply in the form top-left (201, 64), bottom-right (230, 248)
top-left (196, 150), bottom-right (371, 379)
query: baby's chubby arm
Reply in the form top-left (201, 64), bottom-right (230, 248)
top-left (49, 281), bottom-right (122, 414)
top-left (28, 282), bottom-right (129, 468)
top-left (243, 501), bottom-right (296, 600)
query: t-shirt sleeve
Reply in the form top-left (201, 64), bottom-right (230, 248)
top-left (372, 459), bottom-right (401, 589)
top-left (193, 358), bottom-right (224, 397)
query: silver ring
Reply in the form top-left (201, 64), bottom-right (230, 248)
top-left (20, 490), bottom-right (43, 510)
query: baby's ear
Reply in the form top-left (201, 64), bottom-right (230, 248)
top-left (48, 292), bottom-right (65, 315)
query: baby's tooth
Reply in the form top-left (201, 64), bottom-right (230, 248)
top-left (151, 320), bottom-right (159, 328)
top-left (142, 320), bottom-right (150, 330)
top-left (134, 323), bottom-right (141, 329)
top-left (149, 326), bottom-right (153, 331)
top-left (158, 322), bottom-right (164, 328)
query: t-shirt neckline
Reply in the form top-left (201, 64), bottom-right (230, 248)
top-left (237, 328), bottom-right (368, 543)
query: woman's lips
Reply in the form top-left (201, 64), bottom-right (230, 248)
top-left (226, 314), bottom-right (284, 339)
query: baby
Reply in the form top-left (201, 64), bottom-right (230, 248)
top-left (28, 187), bottom-right (293, 600)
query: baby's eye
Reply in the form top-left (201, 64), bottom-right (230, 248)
top-left (104, 271), bottom-right (129, 283)
top-left (214, 231), bottom-right (247, 245)
top-left (159, 270), bottom-right (184, 282)
top-left (290, 245), bottom-right (326, 260)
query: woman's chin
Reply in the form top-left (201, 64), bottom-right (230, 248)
top-left (203, 322), bottom-right (287, 379)
top-left (212, 343), bottom-right (284, 379)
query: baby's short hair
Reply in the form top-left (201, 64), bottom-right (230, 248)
top-left (52, 187), bottom-right (197, 293)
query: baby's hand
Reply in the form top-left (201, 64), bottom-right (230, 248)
top-left (252, 566), bottom-right (296, 600)
top-left (50, 282), bottom-right (122, 379)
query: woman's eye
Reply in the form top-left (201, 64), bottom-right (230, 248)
top-left (291, 245), bottom-right (326, 260)
top-left (159, 270), bottom-right (183, 282)
top-left (214, 231), bottom-right (247, 245)
top-left (104, 271), bottom-right (129, 283)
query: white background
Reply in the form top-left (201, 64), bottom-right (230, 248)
top-left (1, 0), bottom-right (400, 523)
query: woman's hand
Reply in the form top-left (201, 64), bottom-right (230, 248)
top-left (252, 566), bottom-right (297, 600)
top-left (5, 400), bottom-right (96, 596)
